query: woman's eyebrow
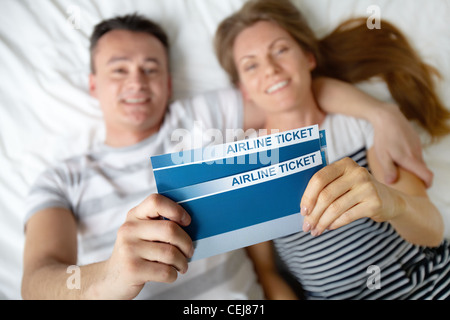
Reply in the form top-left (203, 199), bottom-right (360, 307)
top-left (238, 37), bottom-right (289, 63)
top-left (268, 37), bottom-right (289, 50)
top-left (238, 55), bottom-right (255, 64)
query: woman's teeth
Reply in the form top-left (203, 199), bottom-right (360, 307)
top-left (266, 81), bottom-right (289, 94)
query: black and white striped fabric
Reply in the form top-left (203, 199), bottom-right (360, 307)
top-left (274, 114), bottom-right (450, 300)
top-left (274, 115), bottom-right (450, 299)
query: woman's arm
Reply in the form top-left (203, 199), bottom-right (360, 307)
top-left (300, 155), bottom-right (443, 247)
top-left (246, 242), bottom-right (298, 300)
top-left (366, 148), bottom-right (443, 246)
top-left (312, 77), bottom-right (433, 188)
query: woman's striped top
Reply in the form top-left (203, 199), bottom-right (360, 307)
top-left (273, 114), bottom-right (450, 300)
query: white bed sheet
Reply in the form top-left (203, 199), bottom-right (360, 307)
top-left (0, 0), bottom-right (449, 299)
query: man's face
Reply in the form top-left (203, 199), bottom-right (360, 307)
top-left (89, 30), bottom-right (171, 139)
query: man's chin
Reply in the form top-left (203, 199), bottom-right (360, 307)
top-left (123, 117), bottom-right (161, 134)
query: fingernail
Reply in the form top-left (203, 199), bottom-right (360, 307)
top-left (385, 175), bottom-right (396, 184)
top-left (311, 229), bottom-right (319, 237)
top-left (181, 264), bottom-right (189, 274)
top-left (301, 207), bottom-right (309, 216)
top-left (181, 212), bottom-right (190, 225)
top-left (302, 221), bottom-right (311, 232)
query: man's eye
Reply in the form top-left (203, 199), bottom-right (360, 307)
top-left (113, 68), bottom-right (126, 74)
top-left (144, 68), bottom-right (158, 75)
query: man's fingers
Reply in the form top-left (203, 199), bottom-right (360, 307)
top-left (128, 194), bottom-right (191, 226)
top-left (130, 258), bottom-right (180, 285)
top-left (120, 219), bottom-right (194, 259)
top-left (401, 158), bottom-right (433, 188)
top-left (134, 240), bottom-right (189, 274)
top-left (379, 150), bottom-right (433, 188)
top-left (378, 156), bottom-right (399, 185)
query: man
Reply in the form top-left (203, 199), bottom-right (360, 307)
top-left (21, 14), bottom-right (431, 300)
top-left (22, 14), bottom-right (266, 300)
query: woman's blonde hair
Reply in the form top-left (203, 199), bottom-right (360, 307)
top-left (214, 0), bottom-right (450, 138)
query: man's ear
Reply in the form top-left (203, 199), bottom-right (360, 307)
top-left (167, 75), bottom-right (173, 101)
top-left (89, 73), bottom-right (97, 98)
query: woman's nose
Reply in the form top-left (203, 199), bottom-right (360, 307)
top-left (264, 56), bottom-right (280, 77)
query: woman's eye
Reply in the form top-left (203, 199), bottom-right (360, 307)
top-left (245, 63), bottom-right (257, 72)
top-left (275, 47), bottom-right (288, 56)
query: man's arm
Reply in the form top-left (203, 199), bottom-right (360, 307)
top-left (22, 208), bottom-right (83, 299)
top-left (312, 77), bottom-right (433, 187)
top-left (22, 194), bottom-right (194, 300)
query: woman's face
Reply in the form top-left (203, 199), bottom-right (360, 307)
top-left (233, 20), bottom-right (316, 114)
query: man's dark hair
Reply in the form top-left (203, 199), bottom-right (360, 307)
top-left (89, 13), bottom-right (170, 73)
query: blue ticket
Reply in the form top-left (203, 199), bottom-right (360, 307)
top-left (151, 125), bottom-right (327, 261)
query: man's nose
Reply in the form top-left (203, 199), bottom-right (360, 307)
top-left (126, 69), bottom-right (148, 90)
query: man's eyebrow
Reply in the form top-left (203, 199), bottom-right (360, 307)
top-left (107, 56), bottom-right (130, 65)
top-left (107, 56), bottom-right (161, 65)
top-left (144, 58), bottom-right (161, 65)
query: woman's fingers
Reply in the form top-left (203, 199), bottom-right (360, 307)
top-left (300, 158), bottom-right (349, 216)
top-left (301, 157), bottom-right (378, 236)
top-left (302, 172), bottom-right (353, 234)
top-left (308, 188), bottom-right (363, 236)
top-left (327, 201), bottom-right (372, 231)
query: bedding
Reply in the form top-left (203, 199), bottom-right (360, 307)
top-left (0, 0), bottom-right (449, 299)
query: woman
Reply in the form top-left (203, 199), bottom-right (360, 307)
top-left (215, 0), bottom-right (450, 299)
